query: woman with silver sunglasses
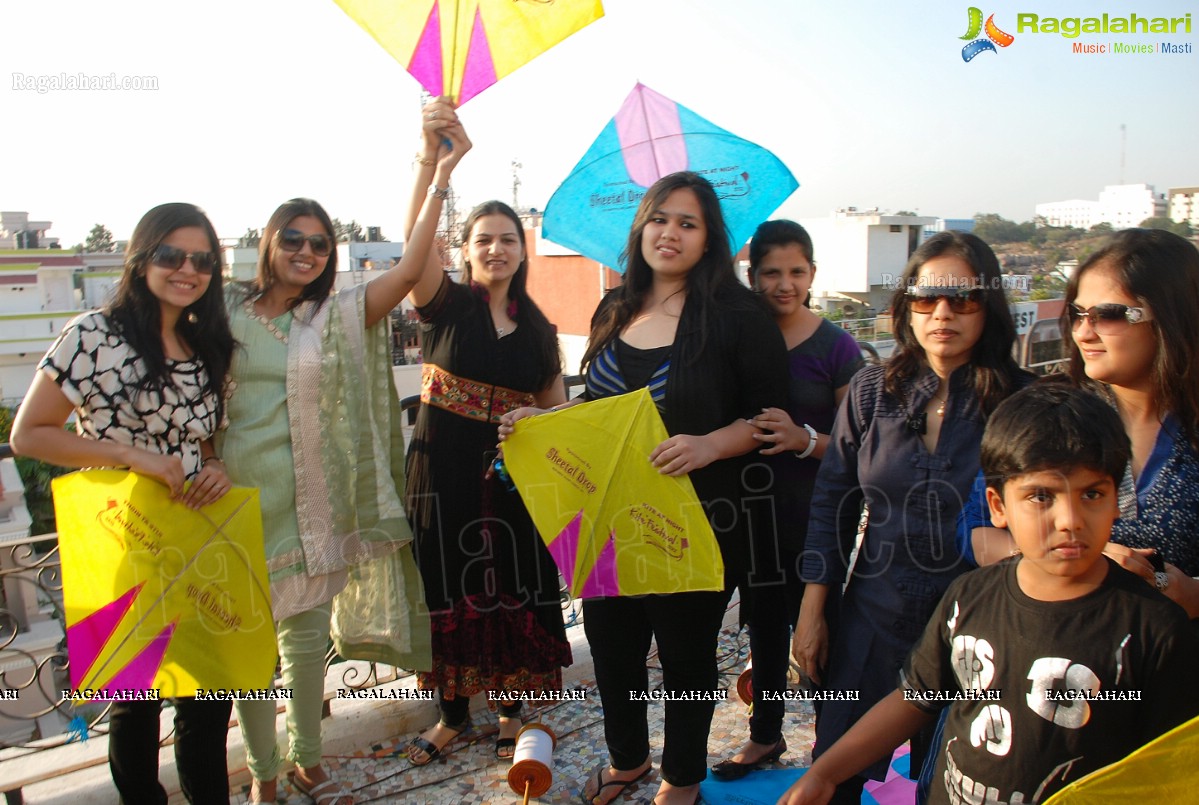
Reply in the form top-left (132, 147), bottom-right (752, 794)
top-left (963, 228), bottom-right (1199, 616)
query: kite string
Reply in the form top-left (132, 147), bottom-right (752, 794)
top-left (79, 496), bottom-right (252, 691)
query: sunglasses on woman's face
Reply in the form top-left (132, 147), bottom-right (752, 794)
top-left (905, 286), bottom-right (984, 314)
top-left (1068, 302), bottom-right (1152, 334)
top-left (277, 228), bottom-right (334, 257)
top-left (150, 244), bottom-right (219, 275)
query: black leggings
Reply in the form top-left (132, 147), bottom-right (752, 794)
top-left (107, 697), bottom-right (232, 804)
top-left (583, 588), bottom-right (731, 786)
top-left (739, 547), bottom-right (804, 745)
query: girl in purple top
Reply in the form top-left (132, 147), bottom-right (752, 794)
top-left (712, 220), bottom-right (863, 780)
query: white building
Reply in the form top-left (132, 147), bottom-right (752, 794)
top-left (1033, 199), bottom-right (1099, 229)
top-left (1035, 184), bottom-right (1167, 229)
top-left (0, 211), bottom-right (60, 249)
top-left (0, 249), bottom-right (123, 402)
top-left (1098, 184), bottom-right (1167, 229)
top-left (798, 208), bottom-right (936, 312)
top-left (1169, 186), bottom-right (1199, 229)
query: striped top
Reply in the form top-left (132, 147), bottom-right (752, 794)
top-left (585, 338), bottom-right (670, 406)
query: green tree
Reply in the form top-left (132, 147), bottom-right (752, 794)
top-left (0, 407), bottom-right (72, 536)
top-left (85, 223), bottom-right (116, 253)
top-left (1139, 217), bottom-right (1193, 237)
top-left (332, 218), bottom-right (363, 243)
top-left (973, 213), bottom-right (1029, 245)
top-left (1089, 222), bottom-right (1113, 234)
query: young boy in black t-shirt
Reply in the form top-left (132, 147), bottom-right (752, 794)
top-left (778, 384), bottom-right (1199, 805)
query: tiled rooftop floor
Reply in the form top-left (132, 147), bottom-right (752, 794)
top-left (229, 619), bottom-right (820, 804)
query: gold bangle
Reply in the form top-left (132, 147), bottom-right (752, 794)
top-left (414, 153), bottom-right (436, 167)
top-left (201, 456), bottom-right (223, 466)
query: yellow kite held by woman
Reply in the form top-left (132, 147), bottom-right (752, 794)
top-left (54, 469), bottom-right (276, 698)
top-left (501, 387), bottom-right (723, 598)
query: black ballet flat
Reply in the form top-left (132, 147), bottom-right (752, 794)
top-left (710, 737), bottom-right (787, 781)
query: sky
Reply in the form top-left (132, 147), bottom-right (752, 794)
top-left (3, 0), bottom-right (1197, 247)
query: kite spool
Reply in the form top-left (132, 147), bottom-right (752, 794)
top-left (508, 722), bottom-right (557, 802)
top-left (736, 656), bottom-right (754, 705)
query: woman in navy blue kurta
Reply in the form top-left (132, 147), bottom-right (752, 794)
top-left (793, 232), bottom-right (1030, 802)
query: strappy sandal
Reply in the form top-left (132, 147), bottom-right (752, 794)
top-left (246, 779), bottom-right (277, 804)
top-left (287, 769), bottom-right (354, 805)
top-left (406, 718), bottom-right (469, 766)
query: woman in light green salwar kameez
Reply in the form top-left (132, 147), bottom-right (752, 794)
top-left (219, 101), bottom-right (470, 805)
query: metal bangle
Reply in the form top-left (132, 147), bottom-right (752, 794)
top-left (428, 184), bottom-right (451, 200)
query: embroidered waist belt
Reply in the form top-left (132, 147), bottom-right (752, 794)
top-left (421, 363), bottom-right (535, 424)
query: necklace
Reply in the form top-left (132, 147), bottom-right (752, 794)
top-left (932, 388), bottom-right (949, 417)
top-left (244, 298), bottom-right (289, 344)
top-left (496, 326), bottom-right (505, 337)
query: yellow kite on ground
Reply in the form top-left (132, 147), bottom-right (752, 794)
top-left (331, 0), bottom-right (604, 104)
top-left (1042, 713), bottom-right (1199, 803)
top-left (53, 470), bottom-right (275, 698)
top-left (502, 387), bottom-right (723, 598)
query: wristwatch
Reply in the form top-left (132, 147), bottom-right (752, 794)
top-left (1148, 552), bottom-right (1169, 592)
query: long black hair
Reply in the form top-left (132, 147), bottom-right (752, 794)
top-left (582, 171), bottom-right (743, 371)
top-left (253, 198), bottom-right (338, 310)
top-left (884, 231), bottom-right (1022, 416)
top-left (1064, 228), bottom-right (1199, 451)
top-left (106, 202), bottom-right (235, 421)
top-left (462, 200), bottom-right (561, 390)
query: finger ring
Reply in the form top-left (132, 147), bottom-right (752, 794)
top-left (425, 112), bottom-right (438, 120)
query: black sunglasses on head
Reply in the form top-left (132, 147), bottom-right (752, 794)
top-left (905, 286), bottom-right (984, 314)
top-left (277, 228), bottom-right (334, 257)
top-left (150, 244), bottom-right (219, 275)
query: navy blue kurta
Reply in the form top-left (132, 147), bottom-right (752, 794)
top-left (801, 362), bottom-right (983, 781)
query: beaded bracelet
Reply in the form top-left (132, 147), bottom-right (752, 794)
top-left (414, 153), bottom-right (436, 167)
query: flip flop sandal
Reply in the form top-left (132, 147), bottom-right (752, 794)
top-left (495, 715), bottom-right (522, 760)
top-left (579, 763), bottom-right (653, 805)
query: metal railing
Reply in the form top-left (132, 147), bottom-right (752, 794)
top-left (0, 531), bottom-right (93, 750)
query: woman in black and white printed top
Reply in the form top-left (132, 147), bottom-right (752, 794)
top-left (12, 202), bottom-right (236, 804)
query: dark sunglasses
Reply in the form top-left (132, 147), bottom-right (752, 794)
top-left (1068, 302), bottom-right (1152, 334)
top-left (905, 286), bottom-right (984, 314)
top-left (150, 244), bottom-right (219, 275)
top-left (277, 228), bottom-right (334, 257)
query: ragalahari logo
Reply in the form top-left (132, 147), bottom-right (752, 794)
top-left (961, 7), bottom-right (1015, 61)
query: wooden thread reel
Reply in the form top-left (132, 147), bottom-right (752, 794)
top-left (507, 722), bottom-right (557, 801)
top-left (737, 656), bottom-right (807, 705)
top-left (736, 656), bottom-right (754, 705)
